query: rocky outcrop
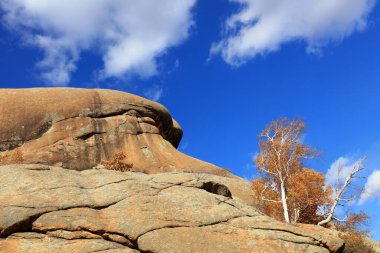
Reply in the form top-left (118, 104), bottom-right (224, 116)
top-left (365, 237), bottom-right (380, 252)
top-left (0, 88), bottom-right (225, 175)
top-left (0, 164), bottom-right (344, 253)
top-left (0, 88), bottom-right (256, 207)
top-left (0, 88), bottom-right (346, 252)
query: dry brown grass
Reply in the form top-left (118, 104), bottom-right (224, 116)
top-left (0, 153), bottom-right (5, 165)
top-left (0, 150), bottom-right (24, 165)
top-left (336, 212), bottom-right (376, 253)
top-left (101, 151), bottom-right (133, 172)
top-left (340, 232), bottom-right (376, 253)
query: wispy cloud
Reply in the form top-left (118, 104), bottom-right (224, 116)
top-left (0, 0), bottom-right (196, 85)
top-left (325, 156), bottom-right (363, 187)
top-left (179, 141), bottom-right (189, 152)
top-left (242, 151), bottom-right (258, 181)
top-left (360, 170), bottom-right (380, 204)
top-left (143, 85), bottom-right (164, 102)
top-left (211, 0), bottom-right (376, 65)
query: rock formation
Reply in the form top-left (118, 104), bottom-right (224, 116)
top-left (0, 88), bottom-right (345, 252)
top-left (0, 88), bottom-right (222, 174)
top-left (0, 164), bottom-right (343, 253)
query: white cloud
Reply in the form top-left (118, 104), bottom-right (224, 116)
top-left (251, 151), bottom-right (259, 163)
top-left (242, 163), bottom-right (256, 181)
top-left (326, 156), bottom-right (361, 186)
top-left (211, 0), bottom-right (376, 65)
top-left (143, 85), bottom-right (163, 102)
top-left (242, 151), bottom-right (258, 181)
top-left (0, 0), bottom-right (196, 85)
top-left (359, 170), bottom-right (380, 204)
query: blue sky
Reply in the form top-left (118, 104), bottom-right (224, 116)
top-left (1, 0), bottom-right (380, 240)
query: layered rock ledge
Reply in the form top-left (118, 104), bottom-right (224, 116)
top-left (0, 88), bottom-right (345, 252)
top-left (0, 164), bottom-right (344, 253)
top-left (0, 88), bottom-right (223, 175)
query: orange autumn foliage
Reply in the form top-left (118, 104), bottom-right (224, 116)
top-left (255, 118), bottom-right (318, 177)
top-left (337, 212), bottom-right (371, 236)
top-left (254, 118), bottom-right (319, 223)
top-left (101, 151), bottom-right (133, 172)
top-left (253, 168), bottom-right (332, 224)
top-left (287, 168), bottom-right (333, 224)
top-left (0, 150), bottom-right (24, 165)
top-left (336, 212), bottom-right (376, 253)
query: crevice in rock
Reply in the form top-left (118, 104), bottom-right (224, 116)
top-left (0, 121), bottom-right (52, 151)
top-left (198, 215), bottom-right (247, 228)
top-left (154, 181), bottom-right (205, 195)
top-left (125, 132), bottom-right (160, 137)
top-left (76, 132), bottom-right (107, 141)
top-left (5, 231), bottom-right (142, 253)
top-left (217, 199), bottom-right (244, 211)
top-left (0, 140), bottom-right (23, 152)
top-left (54, 107), bottom-right (136, 124)
top-left (133, 214), bottom-right (338, 253)
top-left (47, 228), bottom-right (134, 247)
top-left (199, 181), bottom-right (232, 198)
top-left (275, 237), bottom-right (320, 246)
top-left (134, 214), bottom-right (246, 245)
top-left (0, 196), bottom-right (132, 238)
top-left (88, 110), bottom-right (130, 119)
top-left (231, 223), bottom-right (333, 252)
top-left (1, 213), bottom-right (43, 238)
top-left (25, 166), bottom-right (51, 171)
top-left (0, 121), bottom-right (53, 152)
top-left (37, 227), bottom-right (144, 252)
top-left (137, 225), bottom-right (188, 238)
top-left (154, 181), bottom-right (235, 202)
top-left (8, 230), bottom-right (138, 253)
top-left (6, 177), bottom-right (135, 198)
top-left (89, 248), bottom-right (129, 253)
top-left (5, 231), bottom-right (46, 239)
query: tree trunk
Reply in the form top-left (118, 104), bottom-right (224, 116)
top-left (318, 159), bottom-right (364, 226)
top-left (280, 180), bottom-right (290, 223)
top-left (318, 208), bottom-right (334, 226)
top-left (293, 207), bottom-right (300, 223)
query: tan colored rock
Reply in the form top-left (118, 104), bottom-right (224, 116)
top-left (365, 237), bottom-right (380, 252)
top-left (0, 164), bottom-right (344, 253)
top-left (0, 88), bottom-right (226, 176)
top-left (0, 232), bottom-right (138, 253)
top-left (0, 88), bottom-right (258, 206)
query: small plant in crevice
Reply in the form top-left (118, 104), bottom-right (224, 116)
top-left (101, 151), bottom-right (133, 172)
top-left (0, 150), bottom-right (24, 165)
top-left (0, 153), bottom-right (5, 165)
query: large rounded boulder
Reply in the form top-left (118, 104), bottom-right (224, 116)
top-left (0, 88), bottom-right (223, 175)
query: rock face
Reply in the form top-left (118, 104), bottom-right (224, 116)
top-left (0, 164), bottom-right (344, 253)
top-left (0, 88), bottom-right (345, 252)
top-left (365, 237), bottom-right (380, 252)
top-left (0, 88), bottom-right (224, 175)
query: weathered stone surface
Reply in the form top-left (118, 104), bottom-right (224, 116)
top-left (365, 237), bottom-right (380, 252)
top-left (0, 88), bottom-right (226, 176)
top-left (0, 88), bottom-right (257, 206)
top-left (0, 88), bottom-right (347, 252)
top-left (1, 232), bottom-right (139, 253)
top-left (0, 164), bottom-right (344, 253)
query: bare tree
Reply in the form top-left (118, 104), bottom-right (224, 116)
top-left (318, 158), bottom-right (365, 226)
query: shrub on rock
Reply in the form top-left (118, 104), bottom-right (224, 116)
top-left (101, 151), bottom-right (133, 172)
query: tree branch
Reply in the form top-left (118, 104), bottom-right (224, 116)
top-left (318, 158), bottom-right (365, 226)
